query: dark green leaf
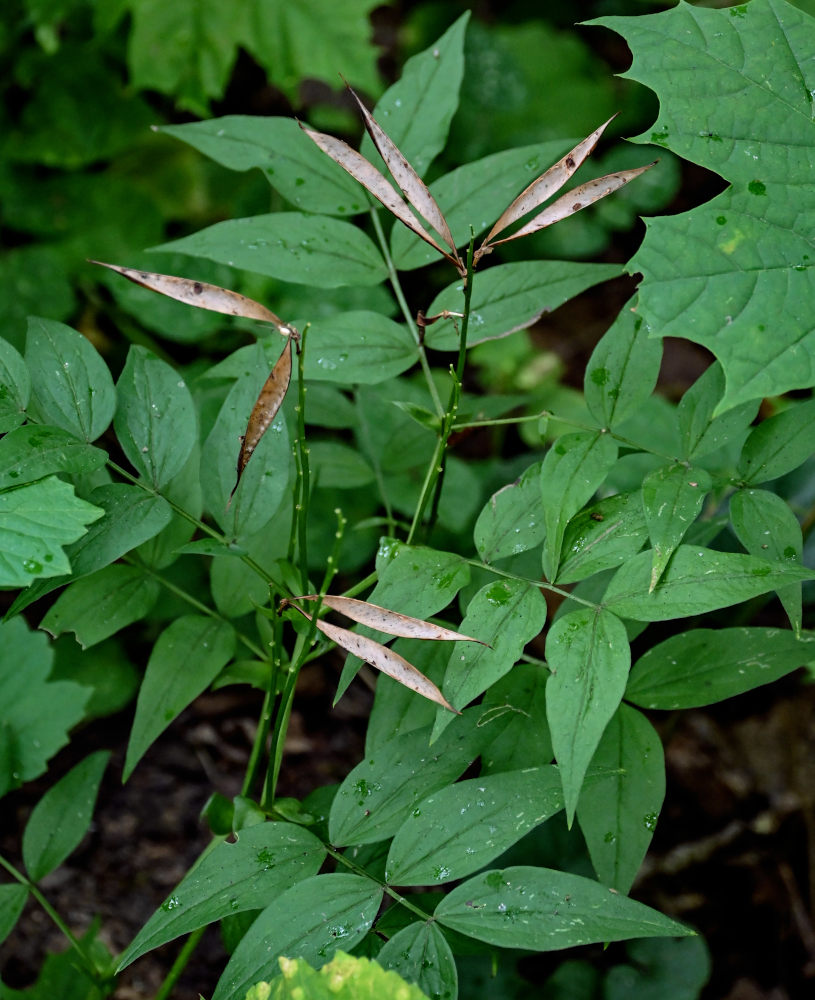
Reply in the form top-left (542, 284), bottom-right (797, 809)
top-left (159, 117), bottom-right (365, 215)
top-left (300, 312), bottom-right (418, 384)
top-left (730, 487), bottom-right (803, 633)
top-left (115, 346), bottom-right (197, 490)
top-left (22, 750), bottom-right (110, 882)
top-left (558, 491), bottom-right (648, 585)
top-left (584, 296), bottom-right (662, 430)
top-left (211, 874), bottom-right (382, 1000)
top-left (377, 922), bottom-right (457, 1000)
top-left (435, 866), bottom-right (691, 948)
top-left (310, 442), bottom-right (375, 490)
top-left (642, 465), bottom-right (712, 591)
top-left (24, 317), bottom-right (115, 442)
top-left (676, 363), bottom-right (758, 461)
top-left (546, 608), bottom-right (630, 825)
top-left (40, 565), bottom-right (161, 648)
top-left (0, 884), bottom-right (28, 946)
top-left (118, 821), bottom-right (326, 971)
top-left (737, 399), bottom-right (815, 484)
top-left (605, 936), bottom-right (711, 1000)
top-left (0, 339), bottom-right (29, 432)
top-left (154, 213), bottom-right (387, 289)
top-left (0, 617), bottom-right (88, 799)
top-left (0, 424), bottom-right (107, 490)
top-left (425, 261), bottom-right (621, 350)
top-left (541, 431), bottom-right (618, 581)
top-left (576, 704), bottom-right (664, 894)
top-left (124, 616), bottom-right (235, 780)
top-left (603, 545), bottom-right (814, 622)
top-left (626, 627), bottom-right (815, 709)
top-left (473, 461), bottom-right (545, 563)
top-left (480, 662), bottom-right (553, 774)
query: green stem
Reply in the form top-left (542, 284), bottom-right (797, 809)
top-left (463, 557), bottom-right (599, 610)
top-left (323, 843), bottom-right (432, 923)
top-left (368, 205), bottom-right (443, 417)
top-left (153, 926), bottom-right (206, 1000)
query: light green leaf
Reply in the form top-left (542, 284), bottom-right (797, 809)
top-left (212, 874), bottom-right (382, 1000)
top-left (676, 363), bottom-right (758, 461)
top-left (0, 884), bottom-right (28, 946)
top-left (597, 0), bottom-right (815, 410)
top-left (473, 461), bottom-right (545, 563)
top-left (425, 261), bottom-right (621, 350)
top-left (0, 617), bottom-right (89, 799)
top-left (377, 922), bottom-right (456, 1000)
top-left (329, 710), bottom-right (491, 846)
top-left (480, 662), bottom-right (553, 774)
top-left (136, 445), bottom-right (203, 570)
top-left (435, 866), bottom-right (691, 949)
top-left (584, 296), bottom-right (662, 430)
top-left (541, 431), bottom-right (618, 582)
top-left (557, 491), bottom-right (648, 585)
top-left (605, 936), bottom-right (711, 1000)
top-left (155, 213), bottom-right (387, 289)
top-left (546, 607), bottom-right (630, 825)
top-left (390, 140), bottom-right (580, 270)
top-left (433, 579), bottom-right (547, 740)
top-left (361, 13), bottom-right (469, 179)
top-left (0, 424), bottom-right (107, 490)
top-left (300, 312), bottom-right (418, 384)
top-left (385, 766), bottom-right (573, 887)
top-left (115, 346), bottom-right (197, 490)
top-left (0, 477), bottom-right (103, 588)
top-left (576, 704), bottom-right (664, 894)
top-left (603, 545), bottom-right (815, 622)
top-left (737, 398), bottom-right (815, 484)
top-left (626, 627), bottom-right (815, 710)
top-left (25, 317), bottom-right (116, 442)
top-left (40, 565), bottom-right (160, 648)
top-left (730, 487), bottom-right (803, 633)
top-left (642, 464), bottom-right (712, 591)
top-left (0, 339), bottom-right (29, 432)
top-left (159, 117), bottom-right (365, 216)
top-left (248, 952), bottom-right (430, 1000)
top-left (124, 616), bottom-right (235, 780)
top-left (118, 821), bottom-right (326, 971)
top-left (22, 750), bottom-right (110, 882)
top-left (202, 350), bottom-right (291, 542)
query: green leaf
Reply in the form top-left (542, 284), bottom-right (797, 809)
top-left (473, 461), bottom-right (545, 563)
top-left (360, 13), bottom-right (469, 179)
top-left (425, 261), bottom-right (621, 351)
top-left (435, 866), bottom-right (691, 949)
top-left (626, 626), bottom-right (815, 710)
top-left (0, 477), bottom-right (104, 588)
top-left (300, 312), bottom-right (418, 384)
top-left (49, 639), bottom-right (140, 723)
top-left (390, 140), bottom-right (581, 270)
top-left (385, 766), bottom-right (573, 887)
top-left (597, 0), bottom-right (815, 410)
top-left (22, 750), bottom-right (110, 882)
top-left (377, 922), bottom-right (456, 1000)
top-left (737, 398), bottom-right (815, 484)
top-left (0, 424), bottom-right (107, 490)
top-left (117, 821), bottom-right (326, 971)
top-left (24, 317), bottom-right (116, 442)
top-left (676, 363), bottom-right (758, 461)
top-left (546, 607), bottom-right (630, 826)
top-left (605, 936), bottom-right (711, 1000)
top-left (603, 545), bottom-right (815, 622)
top-left (0, 339), bottom-right (29, 432)
top-left (0, 617), bottom-right (88, 799)
top-left (136, 445), bottom-right (203, 570)
top-left (541, 431), bottom-right (618, 582)
top-left (642, 464), bottom-right (712, 591)
top-left (432, 579), bottom-right (547, 740)
top-left (40, 565), bottom-right (161, 648)
top-left (0, 884), bottom-right (28, 946)
top-left (124, 615), bottom-right (235, 780)
top-left (114, 346), bottom-right (197, 490)
top-left (576, 704), bottom-right (664, 894)
top-left (212, 874), bottom-right (383, 1000)
top-left (479, 662), bottom-right (553, 774)
top-left (730, 487), bottom-right (803, 633)
top-left (310, 442), bottom-right (375, 489)
top-left (202, 350), bottom-right (291, 542)
top-left (159, 116), bottom-right (366, 216)
top-left (249, 951), bottom-right (432, 1000)
top-left (154, 213), bottom-right (387, 289)
top-left (557, 491), bottom-right (648, 585)
top-left (329, 710), bottom-right (492, 846)
top-left (584, 296), bottom-right (662, 430)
